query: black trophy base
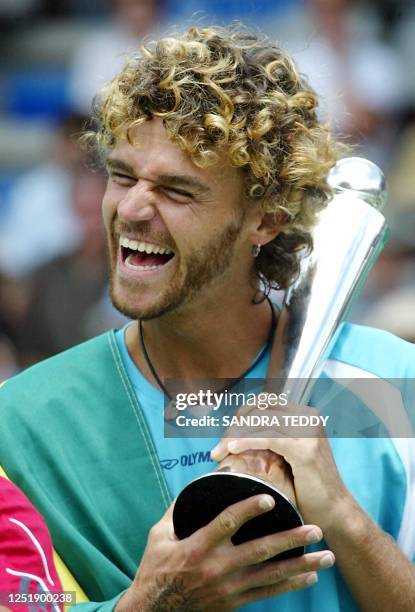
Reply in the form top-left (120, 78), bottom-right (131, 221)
top-left (173, 472), bottom-right (304, 561)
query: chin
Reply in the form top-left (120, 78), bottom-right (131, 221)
top-left (110, 288), bottom-right (157, 321)
top-left (109, 279), bottom-right (181, 321)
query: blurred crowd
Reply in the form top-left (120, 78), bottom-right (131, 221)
top-left (1, 0), bottom-right (415, 381)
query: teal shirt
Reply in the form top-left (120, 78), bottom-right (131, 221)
top-left (115, 324), bottom-right (275, 500)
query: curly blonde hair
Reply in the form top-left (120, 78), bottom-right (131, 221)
top-left (88, 24), bottom-right (340, 291)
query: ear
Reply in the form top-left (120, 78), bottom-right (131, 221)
top-left (248, 211), bottom-right (285, 248)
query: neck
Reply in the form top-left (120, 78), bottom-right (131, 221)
top-left (126, 290), bottom-right (274, 386)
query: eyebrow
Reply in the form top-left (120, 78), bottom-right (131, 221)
top-left (106, 158), bottom-right (211, 194)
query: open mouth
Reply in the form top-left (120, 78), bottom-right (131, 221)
top-left (119, 236), bottom-right (175, 270)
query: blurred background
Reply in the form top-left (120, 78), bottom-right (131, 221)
top-left (1, 0), bottom-right (415, 380)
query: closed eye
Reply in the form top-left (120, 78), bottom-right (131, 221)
top-left (108, 171), bottom-right (136, 185)
top-left (162, 187), bottom-right (193, 202)
top-left (107, 167), bottom-right (194, 202)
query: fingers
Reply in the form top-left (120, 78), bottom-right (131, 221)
top-left (228, 437), bottom-right (288, 456)
top-left (231, 524), bottom-right (323, 566)
top-left (211, 438), bottom-right (236, 461)
top-left (236, 571), bottom-right (319, 607)
top-left (211, 437), bottom-right (288, 462)
top-left (210, 401), bottom-right (325, 462)
top-left (199, 494), bottom-right (276, 546)
top-left (241, 550), bottom-right (335, 590)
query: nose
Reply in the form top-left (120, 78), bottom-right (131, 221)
top-left (117, 180), bottom-right (157, 223)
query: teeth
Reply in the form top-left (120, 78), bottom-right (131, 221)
top-left (120, 236), bottom-right (172, 255)
top-left (125, 255), bottom-right (164, 271)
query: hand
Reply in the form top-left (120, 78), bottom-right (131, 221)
top-left (213, 402), bottom-right (324, 507)
top-left (117, 495), bottom-right (335, 611)
top-left (211, 404), bottom-right (353, 532)
top-left (218, 449), bottom-right (296, 506)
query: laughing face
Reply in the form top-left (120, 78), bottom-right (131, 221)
top-left (102, 118), bottom-right (260, 320)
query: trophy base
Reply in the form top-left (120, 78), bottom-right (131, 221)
top-left (173, 472), bottom-right (304, 560)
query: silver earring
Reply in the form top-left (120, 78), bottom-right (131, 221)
top-left (252, 243), bottom-right (261, 257)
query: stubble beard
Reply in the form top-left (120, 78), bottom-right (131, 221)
top-left (109, 217), bottom-right (245, 321)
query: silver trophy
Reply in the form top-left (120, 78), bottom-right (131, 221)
top-left (173, 157), bottom-right (389, 559)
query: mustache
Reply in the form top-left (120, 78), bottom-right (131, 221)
top-left (111, 218), bottom-right (176, 249)
top-left (112, 218), bottom-right (151, 237)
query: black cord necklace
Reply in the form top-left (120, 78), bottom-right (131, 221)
top-left (139, 297), bottom-right (277, 400)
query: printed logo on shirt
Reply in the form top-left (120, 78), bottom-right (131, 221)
top-left (161, 451), bottom-right (214, 470)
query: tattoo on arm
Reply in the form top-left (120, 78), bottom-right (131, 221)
top-left (148, 577), bottom-right (202, 612)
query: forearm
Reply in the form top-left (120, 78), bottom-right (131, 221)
top-left (115, 578), bottom-right (198, 612)
top-left (324, 497), bottom-right (415, 612)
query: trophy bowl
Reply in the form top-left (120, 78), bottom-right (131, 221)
top-left (173, 471), bottom-right (304, 560)
top-left (172, 439), bottom-right (305, 559)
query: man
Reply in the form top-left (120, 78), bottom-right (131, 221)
top-left (1, 24), bottom-right (415, 611)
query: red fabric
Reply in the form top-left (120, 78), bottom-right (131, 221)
top-left (0, 477), bottom-right (63, 611)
